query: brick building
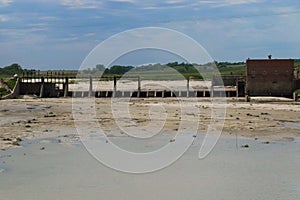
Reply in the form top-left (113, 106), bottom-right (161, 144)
top-left (246, 59), bottom-right (295, 97)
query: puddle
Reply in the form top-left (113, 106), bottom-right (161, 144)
top-left (281, 121), bottom-right (300, 130)
top-left (26, 104), bottom-right (51, 110)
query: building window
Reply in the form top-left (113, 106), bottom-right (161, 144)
top-left (274, 70), bottom-right (279, 75)
top-left (250, 70), bottom-right (255, 78)
top-left (262, 70), bottom-right (267, 76)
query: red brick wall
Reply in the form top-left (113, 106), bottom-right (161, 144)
top-left (246, 59), bottom-right (294, 97)
top-left (295, 79), bottom-right (300, 90)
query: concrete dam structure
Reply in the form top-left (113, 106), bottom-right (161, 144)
top-left (10, 75), bottom-right (239, 98)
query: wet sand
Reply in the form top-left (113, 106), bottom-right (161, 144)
top-left (0, 97), bottom-right (300, 150)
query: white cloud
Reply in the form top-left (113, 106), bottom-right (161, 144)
top-left (109, 0), bottom-right (135, 3)
top-left (142, 0), bottom-right (193, 10)
top-left (166, 0), bottom-right (186, 4)
top-left (160, 6), bottom-right (300, 60)
top-left (39, 16), bottom-right (59, 21)
top-left (84, 33), bottom-right (96, 37)
top-left (271, 6), bottom-right (299, 15)
top-left (26, 23), bottom-right (48, 32)
top-left (225, 0), bottom-right (262, 4)
top-left (143, 5), bottom-right (188, 10)
top-left (0, 15), bottom-right (10, 22)
top-left (0, 22), bottom-right (48, 41)
top-left (60, 0), bottom-right (102, 9)
top-left (0, 0), bottom-right (13, 7)
top-left (0, 28), bottom-right (47, 43)
top-left (61, 36), bottom-right (79, 41)
top-left (141, 0), bottom-right (263, 10)
top-left (213, 0), bottom-right (264, 7)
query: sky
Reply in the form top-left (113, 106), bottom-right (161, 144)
top-left (1, 0), bottom-right (300, 70)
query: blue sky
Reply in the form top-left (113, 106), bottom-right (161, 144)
top-left (1, 0), bottom-right (300, 70)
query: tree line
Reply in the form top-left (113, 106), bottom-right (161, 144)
top-left (0, 61), bottom-right (264, 78)
top-left (0, 63), bottom-right (37, 77)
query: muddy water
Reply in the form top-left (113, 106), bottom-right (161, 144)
top-left (0, 135), bottom-right (299, 200)
top-left (282, 121), bottom-right (300, 130)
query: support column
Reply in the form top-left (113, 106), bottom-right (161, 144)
top-left (89, 76), bottom-right (93, 97)
top-left (137, 76), bottom-right (141, 98)
top-left (39, 77), bottom-right (44, 98)
top-left (113, 76), bottom-right (117, 98)
top-left (293, 92), bottom-right (299, 102)
top-left (245, 95), bottom-right (250, 102)
top-left (187, 77), bottom-right (190, 97)
top-left (15, 78), bottom-right (21, 98)
top-left (63, 77), bottom-right (69, 97)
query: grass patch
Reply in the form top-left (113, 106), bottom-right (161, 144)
top-left (294, 59), bottom-right (300, 67)
top-left (218, 64), bottom-right (246, 75)
top-left (294, 89), bottom-right (300, 95)
top-left (69, 80), bottom-right (77, 84)
top-left (0, 88), bottom-right (10, 97)
top-left (7, 79), bottom-right (16, 90)
top-left (0, 78), bottom-right (16, 97)
top-left (0, 74), bottom-right (11, 79)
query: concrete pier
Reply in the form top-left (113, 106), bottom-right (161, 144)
top-left (63, 77), bottom-right (69, 97)
top-left (89, 76), bottom-right (93, 97)
top-left (293, 92), bottom-right (299, 102)
top-left (39, 77), bottom-right (44, 98)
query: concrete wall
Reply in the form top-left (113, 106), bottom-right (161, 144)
top-left (212, 75), bottom-right (245, 97)
top-left (19, 82), bottom-right (58, 97)
top-left (246, 59), bottom-right (294, 97)
top-left (1, 78), bottom-right (20, 99)
top-left (212, 75), bottom-right (245, 86)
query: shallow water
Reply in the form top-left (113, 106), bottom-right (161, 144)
top-left (0, 135), bottom-right (299, 200)
top-left (281, 121), bottom-right (300, 130)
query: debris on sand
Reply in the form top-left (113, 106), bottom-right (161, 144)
top-left (44, 112), bottom-right (56, 118)
top-left (3, 137), bottom-right (22, 146)
top-left (261, 112), bottom-right (269, 115)
top-left (241, 144), bottom-right (249, 148)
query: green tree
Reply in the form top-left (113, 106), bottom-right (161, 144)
top-left (95, 64), bottom-right (106, 71)
top-left (0, 63), bottom-right (23, 76)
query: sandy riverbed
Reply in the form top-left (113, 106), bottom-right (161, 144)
top-left (0, 97), bottom-right (299, 150)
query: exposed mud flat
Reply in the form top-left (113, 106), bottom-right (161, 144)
top-left (1, 97), bottom-right (300, 150)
